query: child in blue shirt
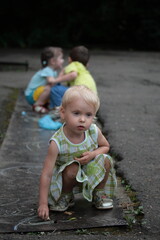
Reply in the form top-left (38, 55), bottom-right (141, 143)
top-left (25, 47), bottom-right (67, 113)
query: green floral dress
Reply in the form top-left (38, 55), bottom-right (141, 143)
top-left (48, 124), bottom-right (117, 205)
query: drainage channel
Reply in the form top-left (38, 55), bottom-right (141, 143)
top-left (96, 118), bottom-right (144, 231)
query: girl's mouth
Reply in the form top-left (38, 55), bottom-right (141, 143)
top-left (77, 126), bottom-right (85, 130)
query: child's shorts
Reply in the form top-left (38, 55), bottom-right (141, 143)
top-left (25, 86), bottom-right (45, 105)
top-left (50, 85), bottom-right (68, 108)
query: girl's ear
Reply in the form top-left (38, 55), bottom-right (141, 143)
top-left (60, 106), bottom-right (65, 122)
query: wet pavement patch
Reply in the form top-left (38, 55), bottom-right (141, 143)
top-left (0, 92), bottom-right (127, 233)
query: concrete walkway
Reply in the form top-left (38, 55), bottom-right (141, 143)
top-left (0, 49), bottom-right (160, 239)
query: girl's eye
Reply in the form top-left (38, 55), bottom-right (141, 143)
top-left (73, 111), bottom-right (79, 115)
top-left (86, 113), bottom-right (93, 117)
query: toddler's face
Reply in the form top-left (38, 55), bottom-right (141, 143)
top-left (55, 54), bottom-right (64, 69)
top-left (50, 54), bottom-right (64, 70)
top-left (61, 97), bottom-right (95, 134)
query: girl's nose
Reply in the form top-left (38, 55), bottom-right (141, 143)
top-left (80, 115), bottom-right (85, 122)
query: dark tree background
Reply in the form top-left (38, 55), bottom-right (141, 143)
top-left (0, 0), bottom-right (160, 50)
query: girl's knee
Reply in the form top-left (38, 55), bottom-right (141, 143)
top-left (104, 158), bottom-right (111, 170)
top-left (63, 163), bottom-right (79, 179)
top-left (44, 85), bottom-right (51, 92)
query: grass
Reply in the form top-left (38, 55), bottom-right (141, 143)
top-left (120, 178), bottom-right (144, 228)
top-left (0, 88), bottom-right (19, 146)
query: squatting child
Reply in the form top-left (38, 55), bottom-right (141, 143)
top-left (50, 46), bottom-right (97, 108)
top-left (24, 47), bottom-right (67, 113)
top-left (38, 85), bottom-right (117, 220)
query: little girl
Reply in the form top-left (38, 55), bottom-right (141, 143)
top-left (38, 85), bottom-right (117, 220)
top-left (25, 46), bottom-right (67, 113)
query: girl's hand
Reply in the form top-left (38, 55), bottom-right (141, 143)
top-left (59, 69), bottom-right (65, 76)
top-left (74, 151), bottom-right (94, 165)
top-left (38, 204), bottom-right (49, 221)
top-left (47, 76), bottom-right (56, 85)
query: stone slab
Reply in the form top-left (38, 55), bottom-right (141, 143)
top-left (0, 92), bottom-right (127, 233)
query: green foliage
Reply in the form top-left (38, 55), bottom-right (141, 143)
top-left (133, 205), bottom-right (144, 216)
top-left (121, 177), bottom-right (144, 228)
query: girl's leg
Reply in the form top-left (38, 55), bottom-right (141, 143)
top-left (49, 163), bottom-right (78, 212)
top-left (95, 158), bottom-right (111, 189)
top-left (62, 163), bottom-right (79, 193)
top-left (93, 157), bottom-right (113, 209)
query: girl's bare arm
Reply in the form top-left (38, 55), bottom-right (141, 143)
top-left (38, 141), bottom-right (58, 220)
top-left (96, 127), bottom-right (110, 154)
top-left (46, 71), bottom-right (77, 86)
top-left (54, 71), bottom-right (78, 84)
top-left (75, 127), bottom-right (110, 165)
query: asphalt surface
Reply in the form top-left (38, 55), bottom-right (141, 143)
top-left (0, 49), bottom-right (160, 239)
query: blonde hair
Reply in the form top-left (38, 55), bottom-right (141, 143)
top-left (61, 85), bottom-right (100, 113)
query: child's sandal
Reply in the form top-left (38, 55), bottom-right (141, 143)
top-left (93, 189), bottom-right (113, 209)
top-left (32, 105), bottom-right (49, 113)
